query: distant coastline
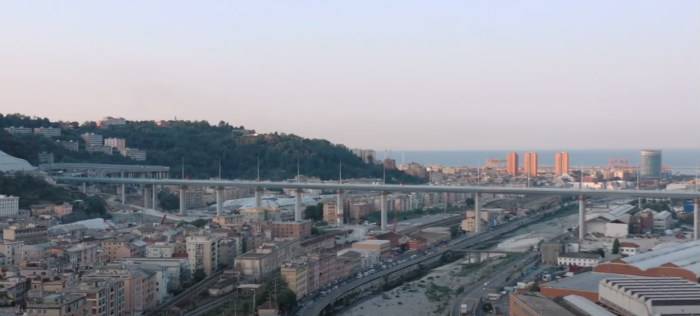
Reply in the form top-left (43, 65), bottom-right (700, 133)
top-left (380, 149), bottom-right (700, 171)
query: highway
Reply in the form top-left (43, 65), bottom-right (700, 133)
top-left (56, 176), bottom-right (700, 199)
top-left (295, 204), bottom-right (568, 316)
top-left (450, 253), bottom-right (538, 316)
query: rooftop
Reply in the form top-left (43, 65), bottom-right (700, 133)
top-left (543, 272), bottom-right (635, 293)
top-left (622, 239), bottom-right (700, 274)
top-left (603, 277), bottom-right (700, 306)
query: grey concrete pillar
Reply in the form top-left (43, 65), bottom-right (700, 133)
top-left (121, 184), bottom-right (126, 206)
top-left (255, 188), bottom-right (262, 208)
top-left (295, 189), bottom-right (303, 222)
top-left (380, 192), bottom-right (388, 231)
top-left (579, 195), bottom-right (586, 241)
top-left (152, 184), bottom-right (157, 210)
top-left (336, 190), bottom-right (344, 226)
top-left (179, 186), bottom-right (185, 215)
top-left (694, 198), bottom-right (699, 240)
top-left (474, 193), bottom-right (481, 233)
top-left (143, 186), bottom-right (149, 208)
top-left (81, 182), bottom-right (87, 194)
top-left (216, 187), bottom-right (223, 217)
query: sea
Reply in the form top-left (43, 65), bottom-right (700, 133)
top-left (384, 149), bottom-right (700, 174)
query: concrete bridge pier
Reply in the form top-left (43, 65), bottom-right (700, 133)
top-left (694, 198), bottom-right (699, 240)
top-left (579, 195), bottom-right (586, 241)
top-left (255, 187), bottom-right (262, 208)
top-left (474, 193), bottom-right (481, 233)
top-left (120, 184), bottom-right (126, 206)
top-left (295, 189), bottom-right (303, 221)
top-left (380, 192), bottom-right (388, 231)
top-left (215, 187), bottom-right (223, 217)
top-left (337, 190), bottom-right (344, 225)
top-left (81, 182), bottom-right (87, 194)
top-left (143, 186), bottom-right (150, 208)
top-left (179, 186), bottom-right (186, 215)
top-left (151, 184), bottom-right (157, 210)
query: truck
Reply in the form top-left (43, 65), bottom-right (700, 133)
top-left (460, 303), bottom-right (469, 315)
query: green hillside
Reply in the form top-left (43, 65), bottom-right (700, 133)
top-left (0, 113), bottom-right (423, 183)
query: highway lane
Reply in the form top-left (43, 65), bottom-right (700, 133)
top-left (450, 253), bottom-right (538, 316)
top-left (296, 204), bottom-right (567, 316)
top-left (56, 176), bottom-right (700, 199)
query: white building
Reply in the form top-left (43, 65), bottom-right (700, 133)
top-left (98, 116), bottom-right (127, 128)
top-left (0, 195), bottom-right (19, 217)
top-left (146, 244), bottom-right (175, 258)
top-left (599, 277), bottom-right (700, 316)
top-left (186, 235), bottom-right (219, 276)
top-left (619, 242), bottom-right (640, 256)
top-left (104, 137), bottom-right (127, 153)
top-left (3, 127), bottom-right (32, 135)
top-left (81, 132), bottom-right (104, 148)
top-left (605, 220), bottom-right (629, 238)
top-left (557, 253), bottom-right (601, 268)
top-left (33, 127), bottom-right (62, 137)
top-left (653, 211), bottom-right (673, 231)
top-left (124, 148), bottom-right (147, 161)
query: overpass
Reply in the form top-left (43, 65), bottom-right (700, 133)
top-left (56, 176), bottom-right (700, 241)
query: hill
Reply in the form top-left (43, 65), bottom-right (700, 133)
top-left (0, 113), bottom-right (424, 183)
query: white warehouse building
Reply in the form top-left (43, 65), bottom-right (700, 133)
top-left (599, 277), bottom-right (700, 316)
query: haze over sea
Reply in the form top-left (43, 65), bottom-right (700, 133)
top-left (386, 149), bottom-right (700, 173)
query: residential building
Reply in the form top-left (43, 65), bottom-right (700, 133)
top-left (88, 265), bottom-right (158, 315)
top-left (653, 210), bottom-right (672, 231)
top-left (68, 277), bottom-right (126, 316)
top-left (66, 243), bottom-right (99, 272)
top-left (124, 148), bottom-right (147, 161)
top-left (3, 126), bottom-right (33, 135)
top-left (98, 116), bottom-right (127, 128)
top-left (102, 238), bottom-right (147, 262)
top-left (524, 152), bottom-right (538, 177)
top-left (235, 249), bottom-right (278, 280)
top-left (80, 132), bottom-right (103, 148)
top-left (281, 263), bottom-right (308, 299)
top-left (323, 202), bottom-right (339, 224)
top-left (56, 140), bottom-right (79, 152)
top-left (104, 137), bottom-right (126, 153)
top-left (557, 253), bottom-right (601, 268)
top-left (0, 195), bottom-right (19, 217)
top-left (33, 127), bottom-right (62, 138)
top-left (270, 221), bottom-right (311, 239)
top-left (186, 235), bottom-right (220, 276)
top-left (25, 293), bottom-right (87, 316)
top-left (146, 243), bottom-right (175, 258)
top-left (507, 151), bottom-right (518, 176)
top-left (554, 151), bottom-right (570, 176)
top-left (3, 225), bottom-right (48, 244)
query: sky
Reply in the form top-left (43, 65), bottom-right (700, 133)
top-left (0, 1), bottom-right (698, 151)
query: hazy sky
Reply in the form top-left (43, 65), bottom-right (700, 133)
top-left (1, 1), bottom-right (698, 150)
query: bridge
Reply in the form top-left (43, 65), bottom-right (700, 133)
top-left (56, 176), bottom-right (700, 241)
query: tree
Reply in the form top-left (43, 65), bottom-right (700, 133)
top-left (157, 191), bottom-right (179, 211)
top-left (304, 203), bottom-right (324, 221)
top-left (596, 248), bottom-right (606, 258)
top-left (612, 238), bottom-right (620, 254)
top-left (192, 269), bottom-right (207, 283)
